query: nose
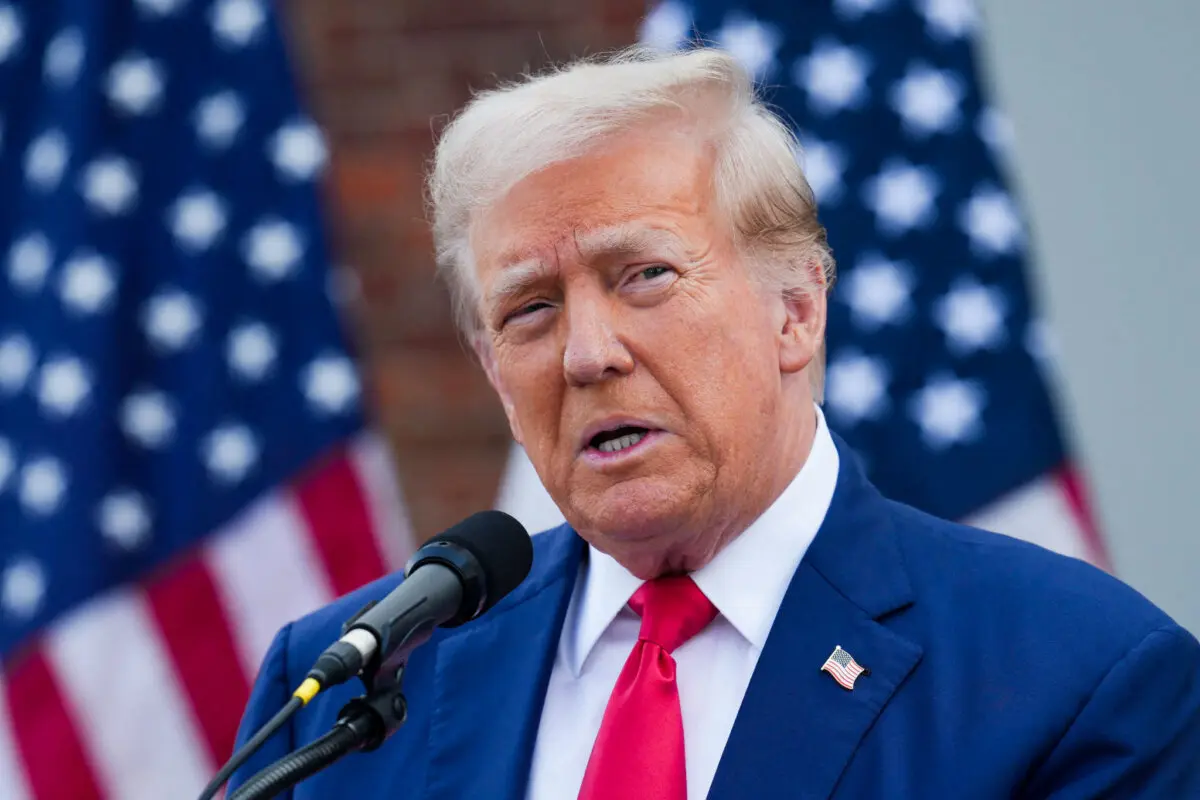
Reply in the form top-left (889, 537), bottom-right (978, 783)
top-left (561, 292), bottom-right (634, 387)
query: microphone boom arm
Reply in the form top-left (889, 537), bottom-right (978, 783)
top-left (229, 660), bottom-right (411, 800)
top-left (228, 605), bottom-right (418, 800)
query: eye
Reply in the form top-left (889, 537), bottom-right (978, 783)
top-left (632, 265), bottom-right (672, 282)
top-left (503, 300), bottom-right (553, 325)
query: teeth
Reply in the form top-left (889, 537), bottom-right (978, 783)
top-left (597, 431), bottom-right (646, 453)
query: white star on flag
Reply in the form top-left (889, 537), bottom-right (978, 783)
top-left (843, 255), bottom-right (913, 329)
top-left (716, 14), bottom-right (781, 81)
top-left (269, 119), bottom-right (327, 182)
top-left (120, 389), bottom-right (176, 449)
top-left (195, 91), bottom-right (245, 149)
top-left (1, 557), bottom-right (46, 620)
top-left (81, 156), bottom-right (139, 215)
top-left (826, 351), bottom-right (890, 425)
top-left (638, 0), bottom-right (691, 51)
top-left (59, 252), bottom-right (118, 314)
top-left (977, 107), bottom-right (1016, 157)
top-left (795, 40), bottom-right (871, 115)
top-left (19, 455), bottom-right (68, 516)
top-left (1025, 318), bottom-right (1059, 366)
top-left (168, 189), bottom-right (228, 252)
top-left (142, 290), bottom-right (203, 352)
top-left (959, 186), bottom-right (1023, 256)
top-left (917, 0), bottom-right (979, 40)
top-left (97, 490), bottom-right (153, 551)
top-left (106, 54), bottom-right (165, 116)
top-left (863, 160), bottom-right (940, 234)
top-left (0, 3), bottom-right (22, 64)
top-left (890, 63), bottom-right (963, 136)
top-left (8, 232), bottom-right (53, 292)
top-left (934, 278), bottom-right (1007, 353)
top-left (202, 423), bottom-right (259, 485)
top-left (302, 355), bottom-right (360, 415)
top-left (36, 355), bottom-right (92, 418)
top-left (243, 218), bottom-right (304, 281)
top-left (212, 0), bottom-right (265, 47)
top-left (25, 129), bottom-right (70, 191)
top-left (0, 333), bottom-right (34, 393)
top-left (911, 374), bottom-right (985, 448)
top-left (44, 28), bottom-right (84, 86)
top-left (797, 136), bottom-right (847, 205)
top-left (227, 321), bottom-right (278, 381)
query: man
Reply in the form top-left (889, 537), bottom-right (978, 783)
top-left (230, 47), bottom-right (1200, 798)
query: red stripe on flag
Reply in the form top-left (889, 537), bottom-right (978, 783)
top-left (1056, 463), bottom-right (1111, 571)
top-left (145, 555), bottom-right (251, 765)
top-left (5, 648), bottom-right (104, 800)
top-left (294, 450), bottom-right (388, 597)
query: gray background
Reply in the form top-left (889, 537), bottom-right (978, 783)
top-left (977, 0), bottom-right (1199, 633)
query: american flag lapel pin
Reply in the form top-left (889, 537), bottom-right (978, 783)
top-left (821, 645), bottom-right (869, 691)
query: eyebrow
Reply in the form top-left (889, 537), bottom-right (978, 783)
top-left (485, 259), bottom-right (556, 308)
top-left (572, 225), bottom-right (687, 261)
top-left (485, 225), bottom-right (687, 308)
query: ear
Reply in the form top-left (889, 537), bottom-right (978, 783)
top-left (474, 333), bottom-right (525, 445)
top-left (778, 271), bottom-right (827, 376)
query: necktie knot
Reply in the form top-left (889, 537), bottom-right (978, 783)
top-left (628, 575), bottom-right (717, 654)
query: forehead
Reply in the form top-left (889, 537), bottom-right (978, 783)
top-left (469, 128), bottom-right (716, 273)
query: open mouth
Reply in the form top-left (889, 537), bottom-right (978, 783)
top-left (587, 425), bottom-right (652, 455)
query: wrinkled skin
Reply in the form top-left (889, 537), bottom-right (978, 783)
top-left (470, 124), bottom-right (826, 579)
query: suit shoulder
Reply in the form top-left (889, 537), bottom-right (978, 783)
top-left (885, 500), bottom-right (1180, 647)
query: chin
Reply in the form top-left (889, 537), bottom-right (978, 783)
top-left (566, 474), bottom-right (699, 546)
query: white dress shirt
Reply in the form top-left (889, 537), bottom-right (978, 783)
top-left (526, 406), bottom-right (840, 800)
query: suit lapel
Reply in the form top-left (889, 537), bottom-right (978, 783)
top-left (423, 528), bottom-right (583, 800)
top-left (708, 436), bottom-right (924, 800)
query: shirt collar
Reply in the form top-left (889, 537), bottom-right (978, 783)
top-left (562, 405), bottom-right (841, 677)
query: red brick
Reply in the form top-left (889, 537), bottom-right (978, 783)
top-left (390, 438), bottom-right (512, 541)
top-left (592, 0), bottom-right (651, 27)
top-left (394, 0), bottom-right (583, 32)
top-left (357, 269), bottom-right (458, 347)
top-left (365, 348), bottom-right (510, 443)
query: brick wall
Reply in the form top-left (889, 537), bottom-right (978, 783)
top-left (279, 0), bottom-right (645, 540)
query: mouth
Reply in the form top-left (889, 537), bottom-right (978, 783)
top-left (580, 420), bottom-right (664, 462)
top-left (589, 426), bottom-right (651, 454)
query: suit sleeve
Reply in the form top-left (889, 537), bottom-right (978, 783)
top-left (226, 623), bottom-right (297, 798)
top-left (1027, 623), bottom-right (1200, 799)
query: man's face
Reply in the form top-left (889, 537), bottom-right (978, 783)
top-left (471, 128), bottom-right (819, 574)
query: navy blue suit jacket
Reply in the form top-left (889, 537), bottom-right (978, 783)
top-left (230, 437), bottom-right (1200, 798)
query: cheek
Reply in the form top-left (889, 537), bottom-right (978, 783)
top-left (644, 287), bottom-right (780, 448)
top-left (496, 343), bottom-right (563, 444)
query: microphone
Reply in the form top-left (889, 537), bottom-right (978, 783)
top-left (306, 510), bottom-right (533, 691)
top-left (198, 511), bottom-right (533, 800)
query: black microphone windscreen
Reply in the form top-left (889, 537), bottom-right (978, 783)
top-left (424, 510), bottom-right (533, 615)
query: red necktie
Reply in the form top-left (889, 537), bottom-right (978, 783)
top-left (578, 575), bottom-right (719, 800)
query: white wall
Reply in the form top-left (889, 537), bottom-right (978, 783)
top-left (976, 0), bottom-right (1200, 633)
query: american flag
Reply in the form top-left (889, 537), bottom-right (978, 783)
top-left (499, 0), bottom-right (1109, 569)
top-left (821, 645), bottom-right (867, 690)
top-left (0, 1), bottom-right (413, 798)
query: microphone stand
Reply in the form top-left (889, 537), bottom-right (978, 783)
top-left (229, 605), bottom-right (413, 800)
